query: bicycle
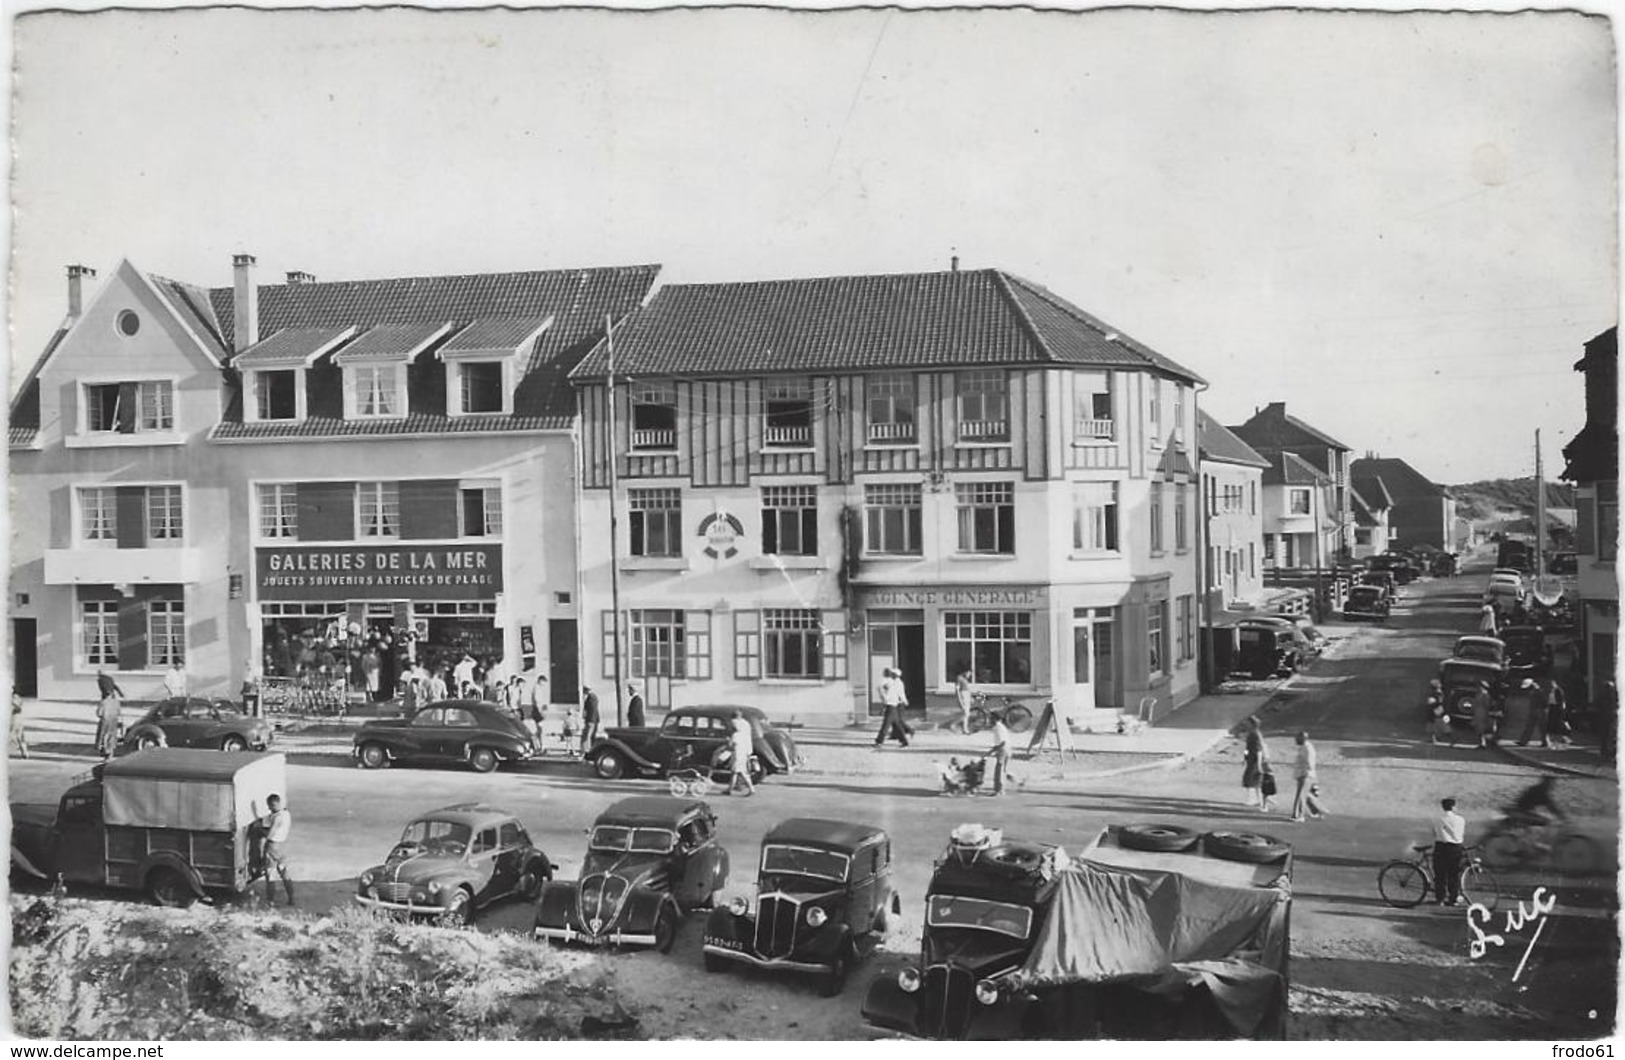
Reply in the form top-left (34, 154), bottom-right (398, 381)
top-left (1378, 843), bottom-right (1500, 911)
top-left (1479, 815), bottom-right (1600, 875)
top-left (967, 692), bottom-right (1035, 734)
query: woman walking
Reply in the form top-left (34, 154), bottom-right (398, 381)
top-left (1290, 730), bottom-right (1327, 822)
top-left (94, 669), bottom-right (125, 759)
top-left (1241, 717), bottom-right (1270, 810)
top-left (727, 710), bottom-right (756, 797)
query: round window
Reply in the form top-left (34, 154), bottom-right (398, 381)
top-left (116, 310), bottom-right (140, 337)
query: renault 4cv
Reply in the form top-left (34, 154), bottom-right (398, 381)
top-left (355, 803), bottom-right (554, 926)
top-left (10, 749), bottom-right (286, 907)
top-left (533, 796), bottom-right (728, 953)
top-left (702, 817), bottom-right (900, 996)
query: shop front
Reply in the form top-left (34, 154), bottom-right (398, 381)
top-left (253, 542), bottom-right (502, 703)
top-left (856, 584), bottom-right (1054, 719)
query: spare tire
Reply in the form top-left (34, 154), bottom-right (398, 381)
top-left (1117, 823), bottom-right (1201, 853)
top-left (1202, 830), bottom-right (1290, 864)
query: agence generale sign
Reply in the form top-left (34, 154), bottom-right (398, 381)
top-left (255, 544), bottom-right (502, 601)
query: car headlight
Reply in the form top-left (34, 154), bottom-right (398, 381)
top-left (897, 967), bottom-right (921, 994)
top-left (805, 906), bottom-right (828, 927)
top-left (728, 896), bottom-right (749, 916)
top-left (360, 872), bottom-right (373, 887)
top-left (975, 980), bottom-right (999, 1005)
top-left (427, 880), bottom-right (442, 895)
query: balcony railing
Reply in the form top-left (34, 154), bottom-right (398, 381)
top-left (631, 428), bottom-right (676, 450)
top-left (764, 425), bottom-right (812, 447)
top-left (867, 421), bottom-right (917, 444)
top-left (1075, 418), bottom-right (1115, 441)
top-left (958, 420), bottom-right (1010, 442)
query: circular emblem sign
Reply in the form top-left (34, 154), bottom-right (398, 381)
top-left (699, 511), bottom-right (745, 559)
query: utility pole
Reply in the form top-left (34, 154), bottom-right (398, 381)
top-left (605, 314), bottom-right (626, 727)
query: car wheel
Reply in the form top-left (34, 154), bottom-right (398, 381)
top-left (703, 950), bottom-right (731, 973)
top-left (136, 732), bottom-right (162, 751)
top-left (439, 889), bottom-right (472, 928)
top-left (518, 857), bottom-right (552, 900)
top-left (819, 948), bottom-right (852, 998)
top-left (593, 749), bottom-right (627, 780)
top-left (1118, 822), bottom-right (1201, 853)
top-left (146, 867), bottom-right (195, 908)
top-left (220, 735), bottom-right (247, 753)
top-left (468, 747), bottom-right (498, 774)
top-left (358, 742), bottom-right (389, 769)
top-left (1202, 830), bottom-right (1290, 864)
top-left (653, 904), bottom-right (677, 954)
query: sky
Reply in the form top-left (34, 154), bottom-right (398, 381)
top-left (7, 3), bottom-right (1617, 484)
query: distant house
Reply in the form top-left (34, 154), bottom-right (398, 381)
top-left (1348, 455), bottom-right (1456, 551)
top-left (1230, 403), bottom-right (1354, 561)
top-left (1197, 410), bottom-right (1266, 608)
top-left (1349, 474), bottom-right (1393, 559)
top-left (1257, 451), bottom-right (1339, 569)
top-left (1561, 325), bottom-right (1617, 705)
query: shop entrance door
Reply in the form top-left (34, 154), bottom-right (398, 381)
top-left (12, 619), bottom-right (36, 698)
top-left (548, 620), bottom-right (579, 704)
top-left (1071, 613), bottom-right (1093, 717)
top-left (364, 605), bottom-right (400, 703)
top-left (1093, 617), bottom-right (1117, 710)
top-left (866, 611), bottom-right (925, 718)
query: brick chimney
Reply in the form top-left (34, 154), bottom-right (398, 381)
top-left (285, 270), bottom-right (316, 285)
top-left (232, 253), bottom-right (259, 353)
top-left (66, 264), bottom-right (96, 320)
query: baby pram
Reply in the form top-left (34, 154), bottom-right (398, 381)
top-left (669, 744), bottom-right (759, 797)
top-left (938, 757), bottom-right (987, 796)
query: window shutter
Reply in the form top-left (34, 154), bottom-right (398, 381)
top-left (821, 611), bottom-right (848, 680)
top-left (685, 611), bottom-right (712, 679)
top-left (115, 382), bottom-right (138, 434)
top-left (398, 479), bottom-right (459, 540)
top-left (801, 508), bottom-right (819, 556)
top-left (117, 594), bottom-right (147, 671)
top-left (115, 487), bottom-right (146, 549)
top-left (629, 511), bottom-right (645, 556)
top-left (601, 610), bottom-right (619, 679)
top-left (297, 481), bottom-right (356, 541)
top-left (734, 611), bottom-right (761, 680)
top-left (762, 509), bottom-right (778, 555)
top-left (1577, 496), bottom-right (1596, 556)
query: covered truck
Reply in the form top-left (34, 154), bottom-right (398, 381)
top-left (10, 748), bottom-right (287, 907)
top-left (863, 821), bottom-right (1291, 1039)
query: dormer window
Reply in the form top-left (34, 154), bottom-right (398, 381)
top-left (235, 326), bottom-right (353, 426)
top-left (351, 364), bottom-right (404, 418)
top-left (438, 317), bottom-right (550, 420)
top-left (631, 383), bottom-right (677, 450)
top-left (252, 370), bottom-right (301, 421)
top-left (765, 378), bottom-right (813, 448)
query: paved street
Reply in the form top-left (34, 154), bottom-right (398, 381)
top-left (8, 553), bottom-right (1617, 1039)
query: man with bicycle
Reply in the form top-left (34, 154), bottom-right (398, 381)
top-left (1431, 797), bottom-right (1467, 906)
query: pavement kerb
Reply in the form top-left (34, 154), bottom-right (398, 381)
top-left (1492, 741), bottom-right (1618, 781)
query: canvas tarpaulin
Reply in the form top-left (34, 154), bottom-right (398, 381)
top-left (1019, 860), bottom-right (1289, 1036)
top-left (102, 752), bottom-right (286, 832)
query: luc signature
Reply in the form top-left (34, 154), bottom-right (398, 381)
top-left (1468, 885), bottom-right (1556, 981)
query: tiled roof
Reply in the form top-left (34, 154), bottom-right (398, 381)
top-left (1231, 402), bottom-right (1351, 453)
top-left (1196, 409), bottom-right (1268, 468)
top-left (441, 317), bottom-right (553, 355)
top-left (233, 326), bottom-right (356, 368)
top-left (569, 268), bottom-right (1203, 384)
top-left (333, 322), bottom-right (453, 362)
top-left (212, 412), bottom-right (571, 441)
top-left (1262, 450), bottom-right (1330, 486)
top-left (207, 265), bottom-right (659, 428)
top-left (1349, 457), bottom-right (1445, 500)
top-left (148, 274), bottom-right (230, 362)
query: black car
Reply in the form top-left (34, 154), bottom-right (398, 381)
top-left (1233, 622), bottom-right (1301, 679)
top-left (703, 817), bottom-right (899, 996)
top-left (1342, 584), bottom-right (1391, 621)
top-left (862, 824), bottom-right (1066, 1039)
top-left (352, 699), bottom-right (537, 773)
top-left (1498, 625), bottom-right (1552, 678)
top-left (1369, 554), bottom-right (1418, 585)
top-left (533, 795), bottom-right (729, 952)
top-left (1438, 658), bottom-right (1504, 724)
top-left (587, 705), bottom-right (799, 784)
top-left (118, 697), bottom-right (274, 754)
